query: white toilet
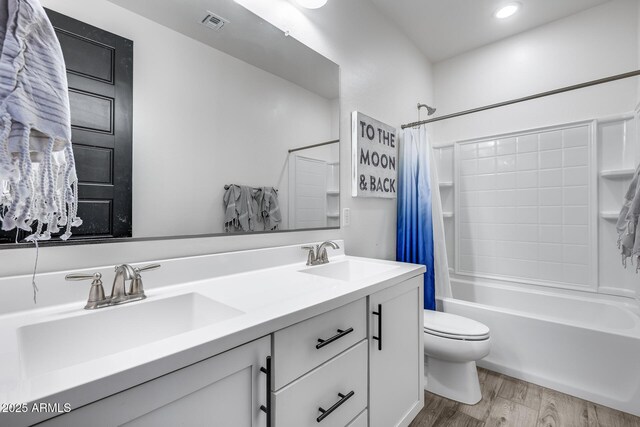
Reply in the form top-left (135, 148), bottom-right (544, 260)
top-left (423, 310), bottom-right (490, 405)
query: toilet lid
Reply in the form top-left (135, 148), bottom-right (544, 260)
top-left (424, 310), bottom-right (490, 340)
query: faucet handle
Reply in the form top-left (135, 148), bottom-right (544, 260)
top-left (134, 264), bottom-right (161, 275)
top-left (65, 272), bottom-right (102, 281)
top-left (129, 264), bottom-right (161, 296)
top-left (318, 248), bottom-right (329, 263)
top-left (302, 246), bottom-right (317, 266)
top-left (66, 272), bottom-right (107, 309)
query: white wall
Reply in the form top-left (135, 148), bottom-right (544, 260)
top-left (431, 0), bottom-right (639, 144)
top-left (0, 0), bottom-right (432, 277)
top-left (235, 0), bottom-right (434, 260)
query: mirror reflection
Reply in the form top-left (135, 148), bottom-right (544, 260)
top-left (4, 0), bottom-right (340, 244)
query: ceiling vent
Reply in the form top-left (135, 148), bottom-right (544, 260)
top-left (200, 11), bottom-right (229, 31)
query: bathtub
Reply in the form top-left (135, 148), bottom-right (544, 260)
top-left (439, 278), bottom-right (640, 416)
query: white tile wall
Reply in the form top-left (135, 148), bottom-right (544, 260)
top-left (497, 156), bottom-right (516, 173)
top-left (539, 131), bottom-right (562, 151)
top-left (517, 135), bottom-right (538, 153)
top-left (496, 138), bottom-right (516, 155)
top-left (438, 116), bottom-right (640, 298)
top-left (540, 150), bottom-right (562, 169)
top-left (456, 124), bottom-right (593, 288)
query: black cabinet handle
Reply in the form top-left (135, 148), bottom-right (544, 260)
top-left (317, 391), bottom-right (355, 423)
top-left (259, 356), bottom-right (271, 427)
top-left (372, 304), bottom-right (382, 351)
top-left (316, 327), bottom-right (354, 349)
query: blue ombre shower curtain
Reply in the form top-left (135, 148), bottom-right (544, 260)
top-left (397, 126), bottom-right (436, 310)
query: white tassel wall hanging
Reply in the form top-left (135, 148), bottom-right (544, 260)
top-left (0, 0), bottom-right (82, 302)
top-left (0, 0), bottom-right (81, 242)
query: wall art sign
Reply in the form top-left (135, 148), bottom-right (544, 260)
top-left (351, 111), bottom-right (397, 198)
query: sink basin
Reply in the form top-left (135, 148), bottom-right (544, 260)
top-left (300, 259), bottom-right (398, 282)
top-left (17, 293), bottom-right (243, 378)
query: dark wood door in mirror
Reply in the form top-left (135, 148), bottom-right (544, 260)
top-left (46, 9), bottom-right (133, 240)
top-left (0, 10), bottom-right (133, 243)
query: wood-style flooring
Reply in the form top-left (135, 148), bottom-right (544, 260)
top-left (409, 368), bottom-right (640, 427)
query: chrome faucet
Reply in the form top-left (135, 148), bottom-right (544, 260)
top-left (66, 263), bottom-right (161, 310)
top-left (111, 264), bottom-right (138, 304)
top-left (302, 241), bottom-right (340, 266)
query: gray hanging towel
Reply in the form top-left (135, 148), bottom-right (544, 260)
top-left (223, 185), bottom-right (257, 232)
top-left (616, 164), bottom-right (640, 270)
top-left (255, 187), bottom-right (281, 230)
top-left (223, 184), bottom-right (240, 231)
top-left (0, 0), bottom-right (80, 240)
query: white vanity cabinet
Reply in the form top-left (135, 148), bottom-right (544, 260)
top-left (272, 298), bottom-right (368, 426)
top-left (39, 336), bottom-right (271, 427)
top-left (271, 274), bottom-right (423, 427)
top-left (369, 276), bottom-right (424, 427)
top-left (31, 269), bottom-right (424, 427)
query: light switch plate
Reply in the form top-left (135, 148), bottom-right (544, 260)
top-left (342, 208), bottom-right (350, 227)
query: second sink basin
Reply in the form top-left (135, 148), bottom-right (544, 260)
top-left (300, 259), bottom-right (398, 282)
top-left (17, 293), bottom-right (243, 378)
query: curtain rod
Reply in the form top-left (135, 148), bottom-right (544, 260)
top-left (401, 69), bottom-right (640, 129)
top-left (288, 139), bottom-right (339, 153)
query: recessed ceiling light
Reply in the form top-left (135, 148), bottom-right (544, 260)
top-left (495, 3), bottom-right (520, 19)
top-left (293, 0), bottom-right (328, 9)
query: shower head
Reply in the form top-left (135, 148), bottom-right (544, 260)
top-left (417, 103), bottom-right (436, 116)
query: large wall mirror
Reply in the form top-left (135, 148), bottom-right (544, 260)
top-left (1, 0), bottom-right (340, 246)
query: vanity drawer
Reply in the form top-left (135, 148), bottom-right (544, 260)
top-left (273, 298), bottom-right (366, 389)
top-left (273, 340), bottom-right (367, 427)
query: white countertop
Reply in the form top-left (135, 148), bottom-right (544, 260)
top-left (0, 246), bottom-right (424, 426)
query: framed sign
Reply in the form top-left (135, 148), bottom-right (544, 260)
top-left (351, 111), bottom-right (397, 198)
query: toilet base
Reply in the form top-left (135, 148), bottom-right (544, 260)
top-left (425, 357), bottom-right (482, 405)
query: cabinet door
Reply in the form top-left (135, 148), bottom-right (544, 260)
top-left (369, 276), bottom-right (424, 427)
top-left (40, 336), bottom-right (270, 427)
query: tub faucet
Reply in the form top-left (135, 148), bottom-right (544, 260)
top-left (302, 241), bottom-right (340, 266)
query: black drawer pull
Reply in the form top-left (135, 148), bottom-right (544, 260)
top-left (372, 304), bottom-right (382, 351)
top-left (259, 356), bottom-right (271, 427)
top-left (317, 391), bottom-right (355, 423)
top-left (316, 327), bottom-right (354, 349)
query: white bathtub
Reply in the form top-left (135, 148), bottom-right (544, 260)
top-left (440, 278), bottom-right (640, 416)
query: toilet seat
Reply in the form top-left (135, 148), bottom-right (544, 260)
top-left (424, 310), bottom-right (490, 341)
